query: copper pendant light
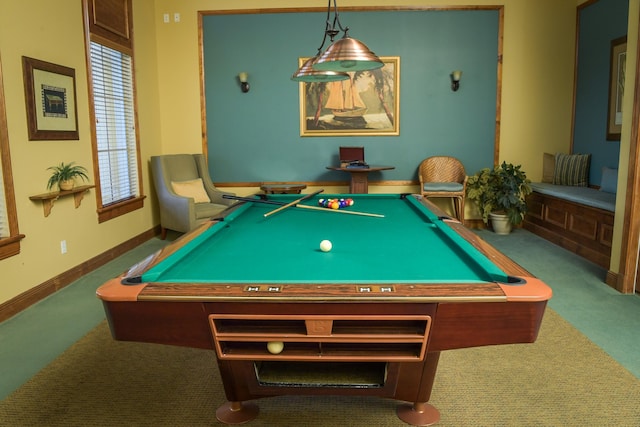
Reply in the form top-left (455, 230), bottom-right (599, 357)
top-left (313, 36), bottom-right (383, 72)
top-left (291, 0), bottom-right (382, 81)
top-left (291, 55), bottom-right (349, 82)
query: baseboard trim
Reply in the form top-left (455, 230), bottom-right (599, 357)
top-left (604, 269), bottom-right (629, 293)
top-left (0, 226), bottom-right (160, 323)
top-left (464, 219), bottom-right (487, 229)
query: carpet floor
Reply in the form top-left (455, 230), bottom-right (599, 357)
top-left (0, 308), bottom-right (638, 426)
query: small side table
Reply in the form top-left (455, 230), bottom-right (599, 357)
top-left (260, 183), bottom-right (307, 194)
top-left (325, 166), bottom-right (395, 194)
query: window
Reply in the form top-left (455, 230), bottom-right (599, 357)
top-left (0, 53), bottom-right (25, 259)
top-left (83, 0), bottom-right (143, 222)
top-left (90, 42), bottom-right (139, 207)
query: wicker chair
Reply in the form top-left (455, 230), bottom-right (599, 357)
top-left (418, 156), bottom-right (468, 222)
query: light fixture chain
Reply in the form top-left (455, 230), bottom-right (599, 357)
top-left (331, 0), bottom-right (348, 35)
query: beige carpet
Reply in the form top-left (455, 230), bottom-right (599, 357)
top-left (1, 309), bottom-right (639, 426)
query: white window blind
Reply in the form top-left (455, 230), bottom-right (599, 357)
top-left (0, 157), bottom-right (7, 238)
top-left (90, 41), bottom-right (139, 206)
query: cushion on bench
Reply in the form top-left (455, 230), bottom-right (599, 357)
top-left (552, 153), bottom-right (591, 186)
top-left (529, 182), bottom-right (616, 212)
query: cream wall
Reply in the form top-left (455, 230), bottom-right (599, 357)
top-left (2, 0), bottom-right (629, 307)
top-left (0, 0), bottom-right (161, 304)
top-left (498, 0), bottom-right (578, 164)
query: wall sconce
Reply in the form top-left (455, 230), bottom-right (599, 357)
top-left (451, 70), bottom-right (462, 92)
top-left (238, 72), bottom-right (250, 93)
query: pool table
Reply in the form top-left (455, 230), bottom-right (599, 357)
top-left (97, 193), bottom-right (551, 426)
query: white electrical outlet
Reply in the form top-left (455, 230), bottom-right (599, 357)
top-left (163, 13), bottom-right (169, 23)
top-left (60, 240), bottom-right (67, 254)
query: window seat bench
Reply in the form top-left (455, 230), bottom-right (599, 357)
top-left (523, 182), bottom-right (615, 269)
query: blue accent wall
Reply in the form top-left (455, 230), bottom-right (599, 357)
top-left (202, 10), bottom-right (499, 183)
top-left (574, 0), bottom-right (628, 186)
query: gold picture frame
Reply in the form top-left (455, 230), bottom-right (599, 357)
top-left (299, 56), bottom-right (400, 137)
top-left (606, 36), bottom-right (626, 141)
top-left (22, 56), bottom-right (79, 140)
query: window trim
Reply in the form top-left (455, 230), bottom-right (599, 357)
top-left (82, 0), bottom-right (144, 223)
top-left (0, 53), bottom-right (25, 260)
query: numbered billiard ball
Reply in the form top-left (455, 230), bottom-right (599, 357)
top-left (267, 341), bottom-right (284, 354)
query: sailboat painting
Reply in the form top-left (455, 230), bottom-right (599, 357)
top-left (324, 79), bottom-right (368, 118)
top-left (299, 56), bottom-right (400, 137)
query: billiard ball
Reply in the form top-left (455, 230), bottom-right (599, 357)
top-left (320, 240), bottom-right (332, 252)
top-left (267, 341), bottom-right (284, 354)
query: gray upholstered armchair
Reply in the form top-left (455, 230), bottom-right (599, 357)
top-left (150, 154), bottom-right (236, 238)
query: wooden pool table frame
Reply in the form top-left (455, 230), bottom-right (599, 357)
top-left (97, 196), bottom-right (551, 426)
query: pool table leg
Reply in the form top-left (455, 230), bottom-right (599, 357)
top-left (396, 402), bottom-right (440, 426)
top-left (395, 351), bottom-right (441, 426)
top-left (216, 400), bottom-right (259, 424)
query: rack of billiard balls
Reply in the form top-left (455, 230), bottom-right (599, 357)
top-left (318, 198), bottom-right (354, 210)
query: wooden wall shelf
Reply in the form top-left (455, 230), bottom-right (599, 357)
top-left (29, 185), bottom-right (95, 217)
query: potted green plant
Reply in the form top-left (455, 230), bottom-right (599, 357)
top-left (466, 162), bottom-right (532, 234)
top-left (46, 162), bottom-right (90, 191)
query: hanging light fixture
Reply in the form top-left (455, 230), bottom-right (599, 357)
top-left (291, 0), bottom-right (382, 82)
top-left (291, 55), bottom-right (349, 82)
top-left (312, 0), bottom-right (383, 72)
top-left (291, 1), bottom-right (349, 82)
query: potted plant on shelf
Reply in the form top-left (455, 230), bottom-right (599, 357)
top-left (466, 162), bottom-right (532, 234)
top-left (46, 162), bottom-right (90, 191)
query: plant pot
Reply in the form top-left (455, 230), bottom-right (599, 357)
top-left (489, 212), bottom-right (512, 235)
top-left (59, 180), bottom-right (75, 191)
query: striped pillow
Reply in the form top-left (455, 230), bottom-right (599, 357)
top-left (553, 153), bottom-right (591, 187)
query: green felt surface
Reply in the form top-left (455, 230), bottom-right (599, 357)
top-left (142, 194), bottom-right (508, 284)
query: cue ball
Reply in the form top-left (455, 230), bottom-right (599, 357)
top-left (320, 240), bottom-right (332, 252)
top-left (267, 341), bottom-right (284, 354)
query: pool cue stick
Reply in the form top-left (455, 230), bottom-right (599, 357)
top-left (263, 189), bottom-right (324, 218)
top-left (222, 194), bottom-right (384, 218)
top-left (295, 204), bottom-right (384, 218)
top-left (223, 194), bottom-right (284, 205)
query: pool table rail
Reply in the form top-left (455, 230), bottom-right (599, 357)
top-left (98, 276), bottom-right (550, 303)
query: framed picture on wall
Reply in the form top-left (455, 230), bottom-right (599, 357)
top-left (299, 56), bottom-right (400, 137)
top-left (606, 36), bottom-right (626, 141)
top-left (22, 56), bottom-right (79, 141)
